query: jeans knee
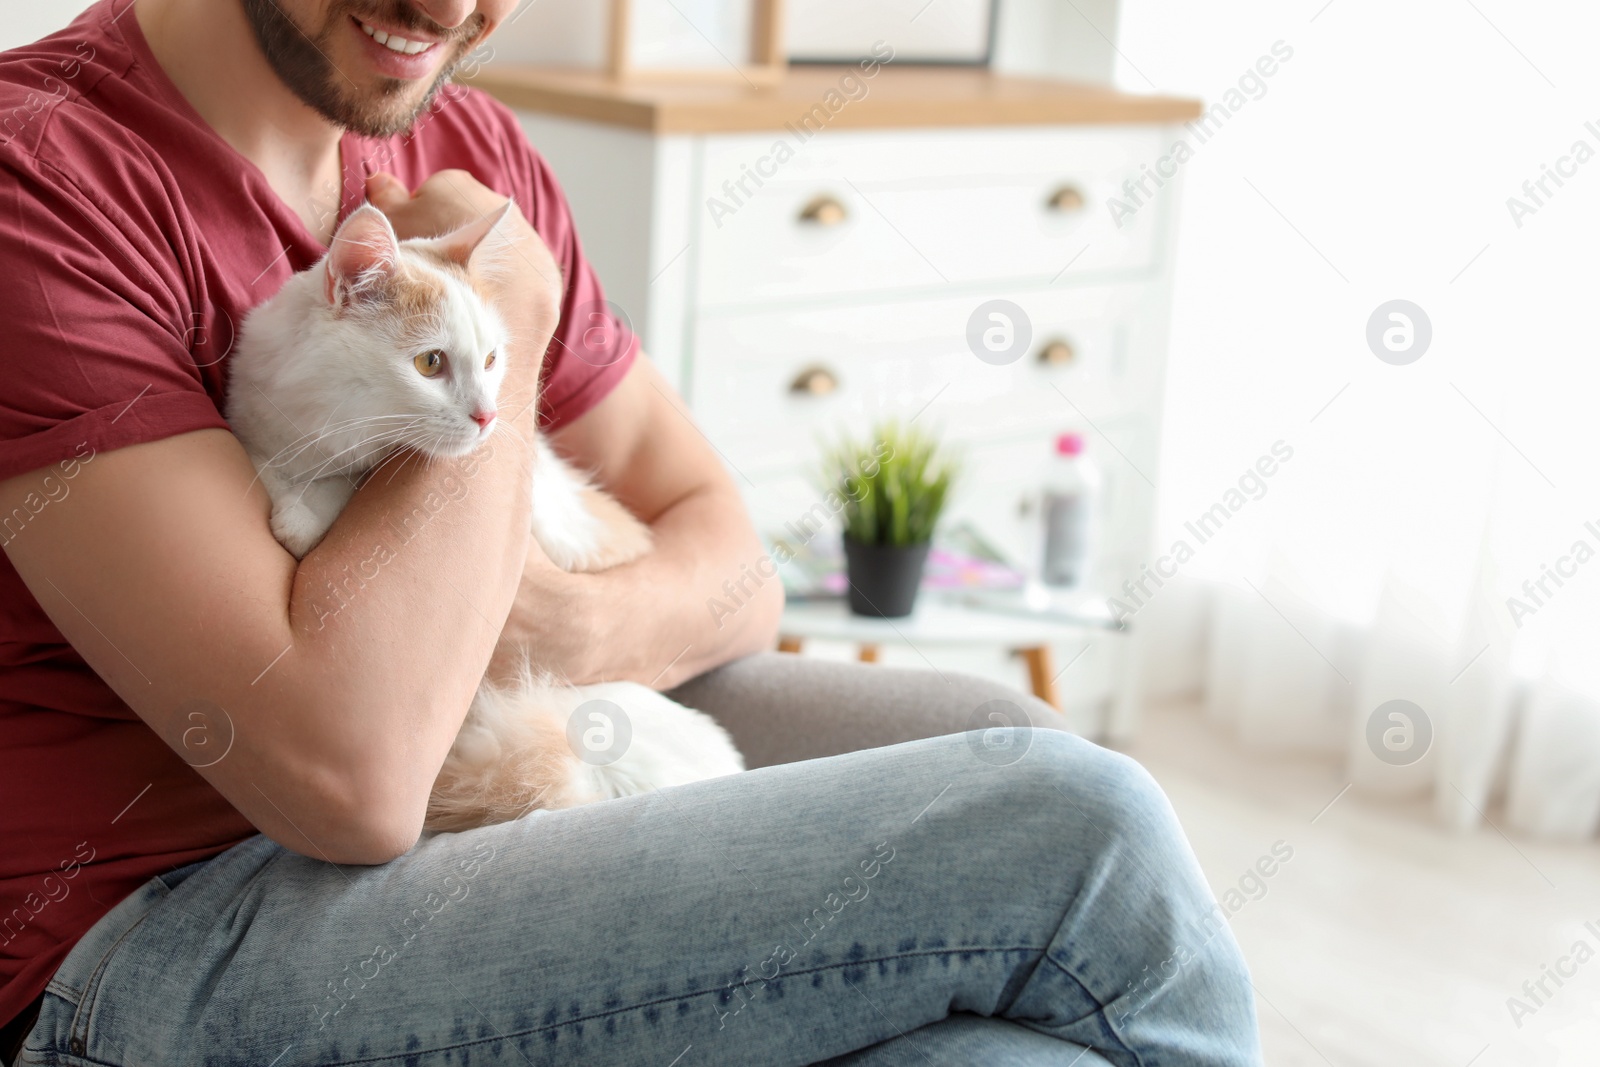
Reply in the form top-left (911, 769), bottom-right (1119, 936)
top-left (1011, 729), bottom-right (1176, 843)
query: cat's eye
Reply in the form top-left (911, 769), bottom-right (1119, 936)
top-left (484, 351), bottom-right (497, 370)
top-left (414, 349), bottom-right (445, 378)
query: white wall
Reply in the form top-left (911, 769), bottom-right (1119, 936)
top-left (1115, 0), bottom-right (1600, 685)
top-left (490, 0), bottom-right (1123, 83)
top-left (4, 0), bottom-right (1123, 84)
top-left (994, 0), bottom-right (1119, 83)
top-left (0, 0), bottom-right (97, 52)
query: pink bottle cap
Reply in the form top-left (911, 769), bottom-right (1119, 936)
top-left (1055, 433), bottom-right (1085, 457)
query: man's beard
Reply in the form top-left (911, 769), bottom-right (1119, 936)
top-left (238, 0), bottom-right (484, 138)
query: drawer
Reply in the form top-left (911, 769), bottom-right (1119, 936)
top-left (689, 283), bottom-right (1154, 475)
top-left (694, 125), bottom-right (1171, 307)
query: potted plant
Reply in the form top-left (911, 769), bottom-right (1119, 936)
top-left (820, 422), bottom-right (957, 618)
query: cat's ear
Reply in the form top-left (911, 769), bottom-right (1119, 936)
top-left (324, 204), bottom-right (400, 309)
top-left (430, 200), bottom-right (516, 275)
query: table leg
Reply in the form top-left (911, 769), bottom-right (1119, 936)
top-left (1017, 645), bottom-right (1060, 709)
top-left (778, 636), bottom-right (804, 654)
top-left (858, 643), bottom-right (881, 664)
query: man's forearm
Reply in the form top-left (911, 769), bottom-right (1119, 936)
top-left (282, 420), bottom-right (535, 760)
top-left (602, 481), bottom-right (784, 686)
top-left (255, 175), bottom-right (559, 856)
top-left (494, 482), bottom-right (782, 689)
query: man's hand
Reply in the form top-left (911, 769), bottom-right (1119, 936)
top-left (365, 170), bottom-right (561, 406)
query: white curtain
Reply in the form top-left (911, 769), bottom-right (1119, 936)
top-left (1115, 0), bottom-right (1600, 839)
top-left (1193, 541), bottom-right (1600, 841)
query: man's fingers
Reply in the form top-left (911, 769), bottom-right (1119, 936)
top-left (365, 172), bottom-right (410, 212)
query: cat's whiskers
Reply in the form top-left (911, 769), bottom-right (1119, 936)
top-left (276, 429), bottom-right (427, 511)
top-left (490, 418), bottom-right (528, 453)
top-left (384, 428), bottom-right (460, 489)
top-left (241, 421), bottom-right (418, 502)
top-left (292, 422), bottom-right (423, 472)
top-left (305, 393), bottom-right (356, 474)
top-left (263, 414), bottom-right (428, 473)
top-left (493, 380), bottom-right (538, 412)
top-left (295, 424), bottom-right (429, 486)
top-left (373, 431), bottom-right (448, 487)
top-left (369, 436), bottom-right (436, 486)
top-left (293, 412), bottom-right (419, 452)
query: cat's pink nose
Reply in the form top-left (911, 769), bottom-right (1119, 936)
top-left (471, 408), bottom-right (497, 430)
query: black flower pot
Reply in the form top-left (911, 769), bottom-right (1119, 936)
top-left (843, 536), bottom-right (931, 618)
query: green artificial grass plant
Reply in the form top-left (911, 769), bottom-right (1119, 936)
top-left (820, 422), bottom-right (958, 547)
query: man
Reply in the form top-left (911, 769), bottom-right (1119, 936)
top-left (0, 2), bottom-right (1263, 1064)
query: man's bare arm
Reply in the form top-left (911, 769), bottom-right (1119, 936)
top-left (0, 173), bottom-right (556, 865)
top-left (487, 357), bottom-right (783, 690)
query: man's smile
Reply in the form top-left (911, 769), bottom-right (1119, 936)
top-left (350, 14), bottom-right (446, 79)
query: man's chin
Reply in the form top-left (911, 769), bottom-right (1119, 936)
top-left (240, 0), bottom-right (480, 139)
top-left (323, 72), bottom-right (450, 138)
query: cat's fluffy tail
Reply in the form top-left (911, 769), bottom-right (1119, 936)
top-left (424, 661), bottom-right (745, 832)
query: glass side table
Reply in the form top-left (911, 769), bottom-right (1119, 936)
top-left (777, 588), bottom-right (1131, 734)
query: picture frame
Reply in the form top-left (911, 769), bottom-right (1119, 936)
top-left (784, 0), bottom-right (998, 67)
top-left (607, 0), bottom-right (788, 85)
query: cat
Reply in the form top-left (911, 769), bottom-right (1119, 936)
top-left (224, 200), bottom-right (744, 832)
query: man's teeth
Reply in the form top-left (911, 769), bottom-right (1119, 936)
top-left (359, 21), bottom-right (434, 56)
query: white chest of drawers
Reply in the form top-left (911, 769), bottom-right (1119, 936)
top-left (472, 67), bottom-right (1199, 738)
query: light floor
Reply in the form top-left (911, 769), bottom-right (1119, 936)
top-left (1123, 700), bottom-right (1600, 1067)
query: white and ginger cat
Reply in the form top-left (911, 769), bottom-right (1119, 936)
top-left (225, 201), bottom-right (743, 832)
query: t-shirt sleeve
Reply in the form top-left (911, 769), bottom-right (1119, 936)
top-left (480, 97), bottom-right (639, 433)
top-left (0, 154), bottom-right (226, 484)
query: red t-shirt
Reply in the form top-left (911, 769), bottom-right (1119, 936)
top-left (0, 0), bottom-right (638, 1027)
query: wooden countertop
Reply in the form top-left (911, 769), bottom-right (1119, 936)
top-left (463, 65), bottom-right (1202, 134)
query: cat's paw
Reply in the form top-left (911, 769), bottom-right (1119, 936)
top-left (567, 488), bottom-right (652, 572)
top-left (271, 502), bottom-right (332, 559)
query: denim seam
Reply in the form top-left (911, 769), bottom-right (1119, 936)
top-left (1040, 951), bottom-right (1144, 1067)
top-left (42, 849), bottom-right (265, 1016)
top-left (64, 884), bottom-right (171, 1056)
top-left (302, 944), bottom-right (1053, 1067)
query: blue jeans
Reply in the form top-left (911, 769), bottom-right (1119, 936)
top-left (17, 661), bottom-right (1261, 1066)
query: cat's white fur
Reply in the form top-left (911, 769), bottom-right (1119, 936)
top-left (224, 201), bottom-right (743, 832)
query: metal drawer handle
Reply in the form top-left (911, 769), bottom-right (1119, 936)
top-left (1037, 338), bottom-right (1076, 366)
top-left (789, 365), bottom-right (840, 396)
top-left (799, 195), bottom-right (849, 227)
top-left (1046, 185), bottom-right (1086, 213)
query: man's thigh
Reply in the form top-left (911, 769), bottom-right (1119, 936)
top-left (666, 652), bottom-right (1067, 768)
top-left (819, 1014), bottom-right (1114, 1066)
